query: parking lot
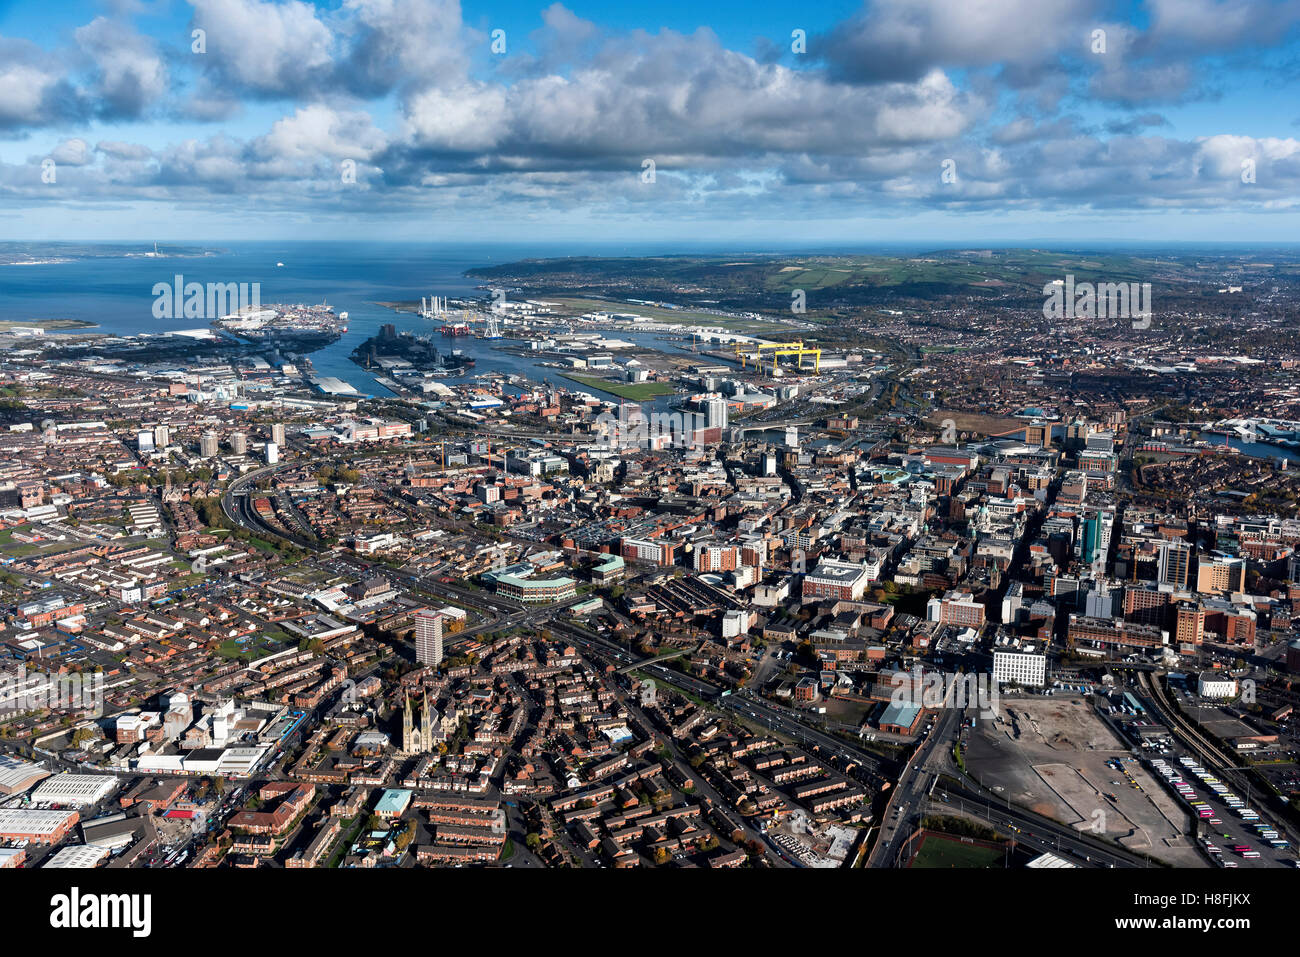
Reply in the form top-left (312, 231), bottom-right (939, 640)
top-left (1147, 752), bottom-right (1298, 869)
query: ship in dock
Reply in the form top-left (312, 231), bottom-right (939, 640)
top-left (349, 328), bottom-right (474, 376)
top-left (421, 295), bottom-right (475, 337)
top-left (213, 301), bottom-right (348, 350)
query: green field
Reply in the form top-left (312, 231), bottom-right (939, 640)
top-left (0, 524), bottom-right (72, 556)
top-left (559, 374), bottom-right (675, 401)
top-left (0, 319), bottom-right (95, 331)
top-left (215, 633), bottom-right (285, 661)
top-left (468, 249), bottom-right (1224, 314)
top-left (909, 834), bottom-right (1005, 869)
top-left (0, 526), bottom-right (39, 555)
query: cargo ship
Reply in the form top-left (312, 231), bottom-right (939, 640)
top-left (441, 323), bottom-right (471, 336)
top-left (213, 302), bottom-right (348, 350)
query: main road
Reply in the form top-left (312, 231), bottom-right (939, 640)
top-left (867, 697), bottom-right (962, 867)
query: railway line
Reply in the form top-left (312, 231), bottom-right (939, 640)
top-left (1138, 671), bottom-right (1236, 769)
top-left (1139, 670), bottom-right (1299, 849)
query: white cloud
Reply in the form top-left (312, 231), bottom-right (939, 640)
top-left (1146, 0), bottom-right (1300, 49)
top-left (50, 138), bottom-right (94, 166)
top-left (340, 0), bottom-right (471, 92)
top-left (0, 60), bottom-right (62, 128)
top-left (255, 105), bottom-right (388, 162)
top-left (75, 17), bottom-right (168, 118)
top-left (403, 83), bottom-right (509, 152)
top-left (822, 0), bottom-right (1104, 82)
top-left (96, 140), bottom-right (154, 161)
top-left (190, 0), bottom-right (334, 97)
top-left (1, 0), bottom-right (1298, 230)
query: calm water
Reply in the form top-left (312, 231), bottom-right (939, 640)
top-left (1009, 421), bottom-right (1299, 464)
top-left (11, 243), bottom-right (1289, 460)
top-left (0, 241), bottom-right (719, 404)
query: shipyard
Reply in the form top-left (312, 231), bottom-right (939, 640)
top-left (214, 302), bottom-right (349, 350)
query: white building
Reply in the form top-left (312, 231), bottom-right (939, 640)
top-left (0, 808), bottom-right (78, 843)
top-left (704, 397), bottom-right (728, 429)
top-left (802, 558), bottom-right (877, 601)
top-left (1026, 851), bottom-right (1078, 868)
top-left (31, 773), bottom-right (118, 807)
top-left (0, 754), bottom-right (50, 796)
top-left (1084, 581), bottom-right (1118, 619)
top-left (43, 844), bottom-right (110, 869)
top-left (1197, 673), bottom-right (1238, 699)
top-left (209, 699), bottom-right (243, 747)
top-left (213, 747), bottom-right (270, 777)
top-left (721, 609), bottom-right (749, 639)
top-left (415, 609), bottom-right (444, 667)
top-left (1001, 581), bottom-right (1023, 624)
top-left (992, 650), bottom-right (1047, 688)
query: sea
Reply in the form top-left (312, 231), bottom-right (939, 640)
top-left (0, 240), bottom-right (714, 409)
top-left (1, 240), bottom-right (1295, 462)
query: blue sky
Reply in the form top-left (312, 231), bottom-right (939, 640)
top-left (2, 0), bottom-right (1300, 242)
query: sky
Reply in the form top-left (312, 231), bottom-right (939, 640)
top-left (2, 0), bottom-right (1300, 243)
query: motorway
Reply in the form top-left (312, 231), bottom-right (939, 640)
top-left (551, 628), bottom-right (1164, 867)
top-left (699, 672), bottom-right (1154, 867)
top-left (931, 776), bottom-right (1164, 869)
top-left (222, 464), bottom-right (319, 550)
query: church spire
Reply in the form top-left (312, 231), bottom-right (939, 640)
top-left (402, 688), bottom-right (414, 753)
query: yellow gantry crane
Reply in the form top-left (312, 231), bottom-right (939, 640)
top-left (733, 340), bottom-right (821, 375)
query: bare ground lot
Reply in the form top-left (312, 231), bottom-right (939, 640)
top-left (965, 696), bottom-right (1202, 866)
top-left (821, 697), bottom-right (874, 727)
top-left (926, 410), bottom-right (1025, 437)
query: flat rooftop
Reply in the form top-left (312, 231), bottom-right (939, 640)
top-left (807, 561), bottom-right (869, 582)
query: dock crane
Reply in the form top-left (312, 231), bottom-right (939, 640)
top-left (733, 340), bottom-right (822, 375)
